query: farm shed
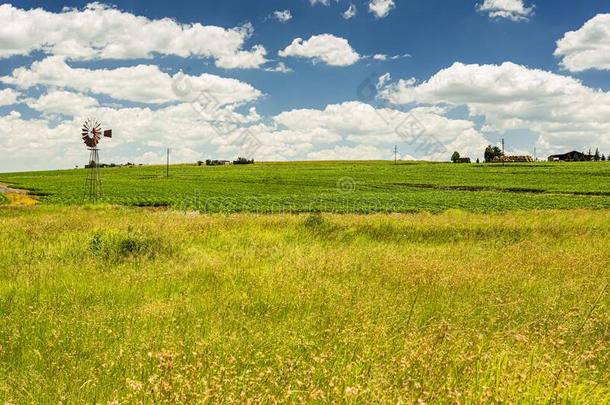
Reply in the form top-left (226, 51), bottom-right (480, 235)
top-left (547, 151), bottom-right (593, 162)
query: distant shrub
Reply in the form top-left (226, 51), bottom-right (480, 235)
top-left (303, 213), bottom-right (326, 228)
top-left (89, 229), bottom-right (174, 262)
top-left (89, 232), bottom-right (103, 253)
top-left (302, 214), bottom-right (342, 239)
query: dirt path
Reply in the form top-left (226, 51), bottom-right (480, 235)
top-left (0, 184), bottom-right (38, 206)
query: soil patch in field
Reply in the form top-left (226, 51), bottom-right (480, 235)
top-left (0, 184), bottom-right (38, 206)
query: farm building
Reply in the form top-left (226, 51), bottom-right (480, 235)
top-left (456, 157), bottom-right (471, 163)
top-left (492, 155), bottom-right (534, 163)
top-left (206, 160), bottom-right (232, 166)
top-left (548, 151), bottom-right (593, 162)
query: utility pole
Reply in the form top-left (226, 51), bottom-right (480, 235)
top-left (394, 145), bottom-right (398, 165)
top-left (166, 148), bottom-right (170, 177)
top-left (502, 138), bottom-right (505, 155)
top-left (534, 147), bottom-right (537, 162)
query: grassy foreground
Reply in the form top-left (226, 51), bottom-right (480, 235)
top-left (1, 206), bottom-right (609, 402)
top-left (3, 161), bottom-right (610, 213)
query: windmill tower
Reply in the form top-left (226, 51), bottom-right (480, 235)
top-left (81, 117), bottom-right (112, 202)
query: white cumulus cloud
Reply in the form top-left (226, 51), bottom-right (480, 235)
top-left (372, 53), bottom-right (410, 61)
top-left (26, 90), bottom-right (99, 116)
top-left (0, 91), bottom-right (269, 172)
top-left (380, 62), bottom-right (610, 156)
top-left (555, 14), bottom-right (610, 72)
top-left (0, 3), bottom-right (267, 69)
top-left (368, 0), bottom-right (395, 19)
top-left (270, 10), bottom-right (292, 23)
top-left (1, 56), bottom-right (262, 106)
top-left (307, 145), bottom-right (385, 160)
top-left (343, 4), bottom-right (357, 19)
top-left (309, 0), bottom-right (337, 6)
top-left (0, 94), bottom-right (490, 171)
top-left (476, 0), bottom-right (534, 22)
top-left (279, 34), bottom-right (360, 66)
top-left (264, 62), bottom-right (293, 73)
top-left (274, 101), bottom-right (486, 161)
top-left (0, 88), bottom-right (19, 106)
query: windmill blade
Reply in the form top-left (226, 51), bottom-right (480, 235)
top-left (81, 117), bottom-right (103, 148)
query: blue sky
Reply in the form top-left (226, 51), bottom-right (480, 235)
top-left (0, 0), bottom-right (610, 171)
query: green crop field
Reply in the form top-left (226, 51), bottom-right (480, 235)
top-left (1, 161), bottom-right (610, 213)
top-left (2, 161), bottom-right (610, 402)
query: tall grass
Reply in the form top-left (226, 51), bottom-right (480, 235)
top-left (0, 206), bottom-right (609, 402)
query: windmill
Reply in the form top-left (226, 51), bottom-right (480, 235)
top-left (81, 117), bottom-right (112, 202)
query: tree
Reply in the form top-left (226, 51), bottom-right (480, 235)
top-left (476, 158), bottom-right (480, 164)
top-left (594, 148), bottom-right (601, 162)
top-left (484, 146), bottom-right (493, 163)
top-left (234, 157), bottom-right (254, 165)
top-left (484, 145), bottom-right (504, 163)
top-left (451, 151), bottom-right (461, 163)
top-left (602, 154), bottom-right (607, 162)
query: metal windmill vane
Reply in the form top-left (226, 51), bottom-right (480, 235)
top-left (82, 117), bottom-right (112, 202)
